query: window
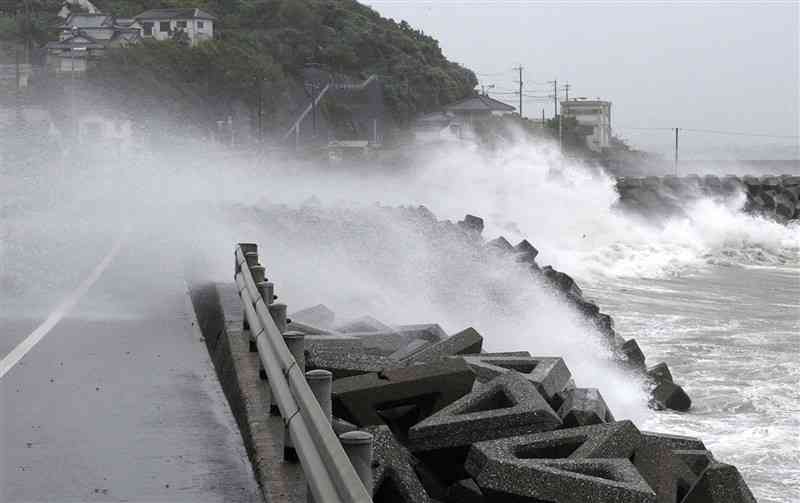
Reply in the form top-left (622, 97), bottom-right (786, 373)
top-left (160, 21), bottom-right (170, 32)
top-left (142, 22), bottom-right (153, 36)
top-left (176, 20), bottom-right (187, 28)
top-left (197, 21), bottom-right (204, 29)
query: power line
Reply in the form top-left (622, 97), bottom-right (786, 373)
top-left (682, 128), bottom-right (798, 140)
top-left (616, 126), bottom-right (675, 131)
top-left (616, 126), bottom-right (798, 139)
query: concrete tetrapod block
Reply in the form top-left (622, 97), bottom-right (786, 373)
top-left (681, 461), bottom-right (757, 503)
top-left (459, 214), bottom-right (485, 235)
top-left (487, 236), bottom-right (515, 253)
top-left (332, 358), bottom-right (475, 428)
top-left (640, 431), bottom-right (706, 451)
top-left (365, 425), bottom-right (431, 503)
top-left (408, 373), bottom-right (561, 482)
top-left (388, 339), bottom-right (431, 360)
top-left (631, 433), bottom-right (710, 503)
top-left (400, 327), bottom-right (483, 365)
top-left (335, 315), bottom-right (394, 334)
top-left (634, 431), bottom-right (708, 501)
top-left (514, 239), bottom-right (539, 259)
top-left (673, 450), bottom-right (715, 500)
top-left (305, 339), bottom-right (398, 379)
top-left (288, 304), bottom-right (336, 329)
top-left (445, 479), bottom-right (485, 503)
top-left (557, 387), bottom-right (615, 427)
top-left (465, 421), bottom-right (653, 503)
top-left (620, 338), bottom-right (647, 369)
top-left (393, 323), bottom-right (448, 342)
top-left (460, 355), bottom-right (571, 402)
top-left (650, 381), bottom-right (692, 412)
top-left (646, 362), bottom-right (673, 385)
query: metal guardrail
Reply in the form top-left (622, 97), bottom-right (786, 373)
top-left (234, 243), bottom-right (373, 503)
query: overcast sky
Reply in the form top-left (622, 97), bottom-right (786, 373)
top-left (367, 1), bottom-right (799, 159)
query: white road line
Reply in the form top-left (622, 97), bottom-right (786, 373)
top-left (0, 234), bottom-right (126, 379)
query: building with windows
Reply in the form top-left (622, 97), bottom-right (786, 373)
top-left (46, 14), bottom-right (141, 73)
top-left (133, 8), bottom-right (216, 46)
top-left (560, 98), bottom-right (612, 152)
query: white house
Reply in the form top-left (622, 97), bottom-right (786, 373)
top-left (560, 98), bottom-right (612, 152)
top-left (133, 8), bottom-right (215, 46)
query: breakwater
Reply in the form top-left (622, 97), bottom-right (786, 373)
top-left (616, 174), bottom-right (800, 221)
top-left (191, 204), bottom-right (758, 503)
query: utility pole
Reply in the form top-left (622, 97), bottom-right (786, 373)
top-left (564, 82), bottom-right (570, 102)
top-left (513, 65), bottom-right (523, 118)
top-left (256, 78), bottom-right (263, 142)
top-left (552, 79), bottom-right (558, 118)
top-left (674, 127), bottom-right (679, 175)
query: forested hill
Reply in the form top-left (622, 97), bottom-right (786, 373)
top-left (85, 0), bottom-right (477, 136)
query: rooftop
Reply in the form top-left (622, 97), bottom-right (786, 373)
top-left (134, 8), bottom-right (217, 20)
top-left (562, 98), bottom-right (611, 107)
top-left (444, 95), bottom-right (516, 113)
top-left (60, 13), bottom-right (114, 29)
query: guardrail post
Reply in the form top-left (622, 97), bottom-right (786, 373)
top-left (239, 247), bottom-right (259, 334)
top-left (258, 281), bottom-right (275, 306)
top-left (236, 243), bottom-right (257, 274)
top-left (248, 265), bottom-right (267, 353)
top-left (244, 251), bottom-right (259, 268)
top-left (257, 282), bottom-right (273, 380)
top-left (268, 303), bottom-right (288, 334)
top-left (306, 369), bottom-right (333, 503)
top-left (340, 431), bottom-right (374, 497)
top-left (282, 332), bottom-right (307, 457)
top-left (306, 369), bottom-right (332, 421)
top-left (267, 302), bottom-right (287, 407)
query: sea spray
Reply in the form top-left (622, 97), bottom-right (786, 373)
top-left (4, 134), bottom-right (795, 422)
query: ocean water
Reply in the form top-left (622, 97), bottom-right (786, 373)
top-left (585, 265), bottom-right (800, 503)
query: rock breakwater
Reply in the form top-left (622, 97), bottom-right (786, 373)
top-left (616, 174), bottom-right (800, 222)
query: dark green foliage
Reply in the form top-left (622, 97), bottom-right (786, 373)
top-left (89, 37), bottom-right (288, 134)
top-left (0, 0), bottom-right (63, 44)
top-left (89, 0), bottom-right (477, 131)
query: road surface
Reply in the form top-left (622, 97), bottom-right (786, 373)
top-left (1, 221), bottom-right (261, 502)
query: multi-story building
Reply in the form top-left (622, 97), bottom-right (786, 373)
top-left (560, 98), bottom-right (612, 152)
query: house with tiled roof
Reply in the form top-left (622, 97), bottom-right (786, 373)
top-left (414, 94), bottom-right (516, 143)
top-left (133, 8), bottom-right (216, 46)
top-left (443, 94), bottom-right (516, 119)
top-left (46, 13), bottom-right (141, 73)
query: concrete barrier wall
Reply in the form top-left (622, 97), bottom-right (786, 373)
top-left (189, 282), bottom-right (307, 503)
top-left (615, 174), bottom-right (800, 221)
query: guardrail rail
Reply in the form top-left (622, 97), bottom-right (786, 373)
top-left (234, 243), bottom-right (373, 503)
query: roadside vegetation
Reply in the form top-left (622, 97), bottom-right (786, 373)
top-left (87, 0), bottom-right (477, 137)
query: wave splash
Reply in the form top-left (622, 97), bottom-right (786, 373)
top-left (380, 141), bottom-right (800, 280)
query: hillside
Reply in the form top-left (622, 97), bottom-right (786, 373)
top-left (85, 0), bottom-right (477, 140)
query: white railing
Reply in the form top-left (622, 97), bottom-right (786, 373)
top-left (234, 243), bottom-right (372, 503)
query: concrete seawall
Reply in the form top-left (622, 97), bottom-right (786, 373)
top-left (616, 174), bottom-right (800, 221)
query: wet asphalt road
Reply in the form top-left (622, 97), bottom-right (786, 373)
top-left (1, 235), bottom-right (261, 502)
